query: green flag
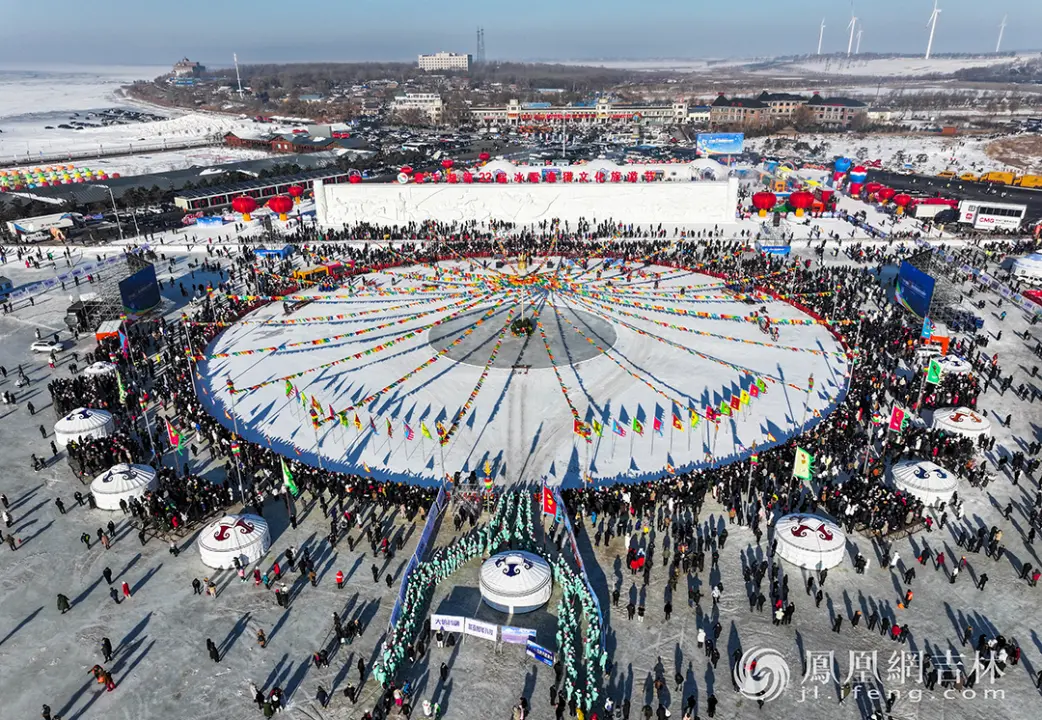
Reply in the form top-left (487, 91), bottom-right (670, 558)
top-left (116, 370), bottom-right (127, 405)
top-left (281, 458), bottom-right (299, 497)
top-left (925, 359), bottom-right (943, 385)
top-left (793, 447), bottom-right (814, 480)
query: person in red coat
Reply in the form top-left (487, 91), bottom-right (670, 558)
top-left (335, 570), bottom-right (345, 589)
top-left (121, 581), bottom-right (131, 599)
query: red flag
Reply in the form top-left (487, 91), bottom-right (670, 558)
top-left (889, 407), bottom-right (905, 432)
top-left (653, 417), bottom-right (663, 435)
top-left (542, 486), bottom-right (557, 516)
top-left (730, 395), bottom-right (741, 411)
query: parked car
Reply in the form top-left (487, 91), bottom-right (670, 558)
top-left (30, 339), bottom-right (63, 353)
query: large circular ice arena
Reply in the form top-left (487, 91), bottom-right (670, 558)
top-left (200, 255), bottom-right (850, 485)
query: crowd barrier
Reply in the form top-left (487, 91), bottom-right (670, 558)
top-left (387, 485), bottom-right (448, 631)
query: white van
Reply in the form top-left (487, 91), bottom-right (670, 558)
top-left (1013, 255), bottom-right (1042, 286)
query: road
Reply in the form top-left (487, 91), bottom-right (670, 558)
top-left (866, 169), bottom-right (1042, 222)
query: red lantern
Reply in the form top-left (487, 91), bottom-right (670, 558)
top-left (231, 195), bottom-right (257, 221)
top-left (348, 175), bottom-right (362, 184)
top-left (478, 152), bottom-right (491, 162)
top-left (287, 185), bottom-right (304, 203)
top-left (788, 191), bottom-right (814, 217)
top-left (893, 193), bottom-right (912, 214)
top-left (441, 159), bottom-right (454, 170)
top-left (864, 181), bottom-right (883, 195)
top-left (751, 191), bottom-right (777, 217)
top-left (400, 166), bottom-right (414, 175)
top-left (267, 195), bottom-right (293, 221)
top-left (877, 187), bottom-right (896, 203)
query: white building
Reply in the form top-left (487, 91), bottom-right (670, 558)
top-left (471, 98), bottom-right (688, 127)
top-left (390, 93), bottom-right (444, 123)
top-left (418, 52), bottom-right (471, 72)
top-left (313, 167), bottom-right (739, 229)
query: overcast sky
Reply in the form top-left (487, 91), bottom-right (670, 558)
top-left (1, 0), bottom-right (1038, 66)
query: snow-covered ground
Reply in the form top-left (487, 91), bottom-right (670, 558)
top-left (1, 232), bottom-right (1042, 720)
top-left (5, 147), bottom-right (276, 179)
top-left (0, 65), bottom-right (289, 169)
top-left (755, 54), bottom-right (1039, 78)
top-left (747, 133), bottom-right (1016, 176)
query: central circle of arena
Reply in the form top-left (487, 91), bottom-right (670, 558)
top-left (202, 256), bottom-right (849, 485)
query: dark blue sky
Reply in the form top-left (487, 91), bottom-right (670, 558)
top-left (1, 0), bottom-right (1037, 65)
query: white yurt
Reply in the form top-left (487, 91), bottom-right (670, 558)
top-left (198, 514), bottom-right (270, 569)
top-left (890, 460), bottom-right (958, 507)
top-left (932, 407), bottom-right (991, 438)
top-left (936, 355), bottom-right (972, 375)
top-left (53, 407), bottom-right (115, 446)
top-left (90, 464), bottom-right (158, 511)
top-left (480, 550), bottom-right (553, 614)
top-left (83, 361), bottom-right (117, 377)
top-left (774, 514), bottom-right (847, 570)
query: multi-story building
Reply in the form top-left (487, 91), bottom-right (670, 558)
top-left (418, 52), bottom-right (471, 72)
top-left (756, 91), bottom-right (807, 122)
top-left (471, 98), bottom-right (688, 127)
top-left (173, 58), bottom-right (204, 77)
top-left (390, 92), bottom-right (444, 122)
top-left (687, 105), bottom-right (711, 125)
top-left (805, 93), bottom-right (868, 127)
top-left (709, 94), bottom-right (769, 128)
top-left (710, 91), bottom-right (868, 128)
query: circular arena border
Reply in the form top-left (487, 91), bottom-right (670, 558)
top-left (198, 251), bottom-right (852, 487)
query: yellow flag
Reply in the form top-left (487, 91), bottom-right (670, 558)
top-left (421, 423), bottom-right (432, 439)
top-left (741, 389), bottom-right (751, 406)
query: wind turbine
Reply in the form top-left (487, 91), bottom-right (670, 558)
top-left (925, 0), bottom-right (941, 60)
top-left (817, 18), bottom-right (826, 55)
top-left (996, 14), bottom-right (1007, 53)
top-left (856, 28), bottom-right (863, 55)
top-left (846, 15), bottom-right (858, 57)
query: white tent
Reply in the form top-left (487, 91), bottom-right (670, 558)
top-left (936, 355), bottom-right (972, 375)
top-left (480, 550), bottom-right (552, 614)
top-left (774, 514), bottom-right (847, 570)
top-left (890, 460), bottom-right (957, 507)
top-left (83, 361), bottom-right (117, 377)
top-left (90, 463), bottom-right (158, 511)
top-left (198, 514), bottom-right (270, 569)
top-left (53, 407), bottom-right (114, 446)
top-left (931, 407), bottom-right (991, 438)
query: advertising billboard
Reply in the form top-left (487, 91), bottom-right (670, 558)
top-left (696, 133), bottom-right (745, 155)
top-left (895, 261), bottom-right (936, 318)
top-left (119, 264), bottom-right (161, 314)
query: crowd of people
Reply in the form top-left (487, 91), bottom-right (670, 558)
top-left (15, 220), bottom-right (1042, 720)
